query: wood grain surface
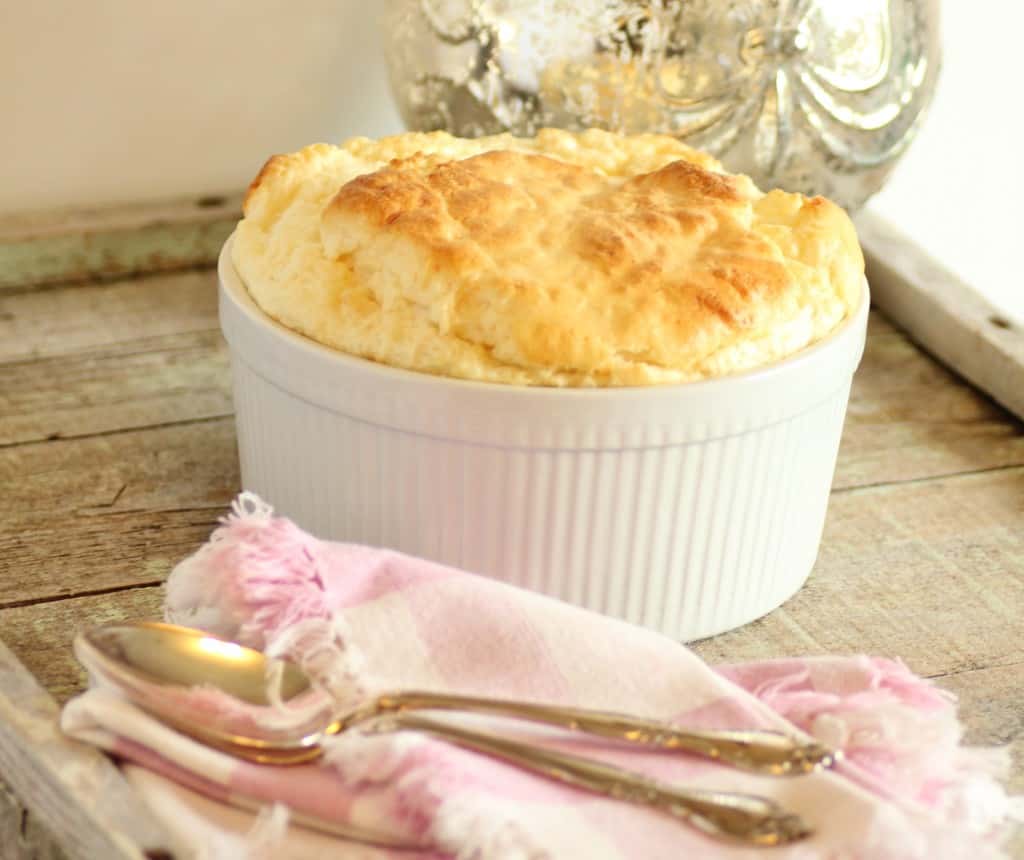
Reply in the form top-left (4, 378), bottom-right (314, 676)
top-left (1, 265), bottom-right (1022, 857)
top-left (1, 777), bottom-right (67, 860)
top-left (834, 313), bottom-right (1024, 490)
top-left (0, 639), bottom-right (172, 860)
top-left (859, 212), bottom-right (1024, 424)
top-left (0, 194), bottom-right (238, 292)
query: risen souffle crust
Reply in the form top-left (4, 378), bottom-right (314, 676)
top-left (232, 129), bottom-right (864, 387)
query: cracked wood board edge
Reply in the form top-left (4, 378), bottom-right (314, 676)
top-left (857, 210), bottom-right (1024, 423)
top-left (0, 637), bottom-right (173, 860)
top-left (0, 194), bottom-right (241, 291)
top-left (2, 776), bottom-right (70, 860)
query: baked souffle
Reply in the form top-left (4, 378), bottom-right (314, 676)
top-left (232, 129), bottom-right (864, 387)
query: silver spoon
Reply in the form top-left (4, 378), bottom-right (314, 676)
top-left (77, 622), bottom-right (836, 774)
top-left (75, 621), bottom-right (819, 846)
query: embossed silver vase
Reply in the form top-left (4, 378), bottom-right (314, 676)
top-left (384, 0), bottom-right (940, 209)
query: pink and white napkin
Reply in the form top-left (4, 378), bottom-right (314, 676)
top-left (62, 494), bottom-right (1020, 859)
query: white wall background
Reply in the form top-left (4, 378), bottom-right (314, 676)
top-left (870, 4), bottom-right (1024, 324)
top-left (2, 2), bottom-right (1020, 321)
top-left (0, 2), bottom-right (404, 212)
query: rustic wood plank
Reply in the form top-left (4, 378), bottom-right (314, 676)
top-left (692, 465), bottom-right (1024, 678)
top-left (0, 417), bottom-right (238, 522)
top-left (1, 777), bottom-right (69, 860)
top-left (0, 269), bottom-right (218, 364)
top-left (0, 194), bottom-right (239, 292)
top-left (1, 203), bottom-right (1019, 857)
top-left (0, 507), bottom-right (224, 610)
top-left (0, 419), bottom-right (238, 607)
top-left (859, 211), bottom-right (1024, 423)
top-left (0, 638), bottom-right (172, 859)
top-left (0, 589), bottom-right (163, 706)
top-left (836, 313), bottom-right (1024, 490)
top-left (0, 330), bottom-right (231, 447)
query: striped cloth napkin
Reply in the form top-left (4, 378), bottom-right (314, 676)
top-left (62, 494), bottom-right (1019, 859)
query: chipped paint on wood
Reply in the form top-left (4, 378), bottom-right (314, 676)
top-left (0, 194), bottom-right (241, 291)
top-left (859, 211), bottom-right (1024, 424)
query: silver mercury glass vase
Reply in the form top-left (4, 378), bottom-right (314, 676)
top-left (384, 0), bottom-right (940, 210)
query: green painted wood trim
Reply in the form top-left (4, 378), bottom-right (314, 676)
top-left (0, 194), bottom-right (242, 291)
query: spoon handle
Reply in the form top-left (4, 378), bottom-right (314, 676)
top-left (366, 712), bottom-right (812, 846)
top-left (347, 691), bottom-right (837, 775)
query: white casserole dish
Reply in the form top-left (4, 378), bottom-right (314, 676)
top-left (218, 234), bottom-right (869, 641)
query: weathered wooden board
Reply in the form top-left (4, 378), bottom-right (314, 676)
top-left (0, 588), bottom-right (163, 705)
top-left (692, 465), bottom-right (1024, 676)
top-left (0, 330), bottom-right (231, 447)
top-left (835, 313), bottom-right (1024, 490)
top-left (0, 503), bottom-right (230, 610)
top-left (0, 270), bottom-right (226, 447)
top-left (1, 215), bottom-right (1022, 857)
top-left (2, 776), bottom-right (69, 860)
top-left (0, 417), bottom-right (237, 523)
top-left (0, 639), bottom-right (172, 860)
top-left (0, 194), bottom-right (239, 292)
top-left (860, 211), bottom-right (1024, 423)
top-left (0, 268), bottom-right (218, 364)
top-left (0, 402), bottom-right (238, 608)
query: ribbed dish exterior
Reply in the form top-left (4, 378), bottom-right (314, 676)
top-left (220, 236), bottom-right (868, 641)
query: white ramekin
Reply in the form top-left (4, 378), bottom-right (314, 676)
top-left (218, 235), bottom-right (868, 641)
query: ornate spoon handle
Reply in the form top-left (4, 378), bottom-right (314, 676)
top-left (369, 712), bottom-right (813, 846)
top-left (341, 690), bottom-right (838, 775)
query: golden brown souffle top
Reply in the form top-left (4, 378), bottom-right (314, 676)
top-left (232, 128), bottom-right (864, 387)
